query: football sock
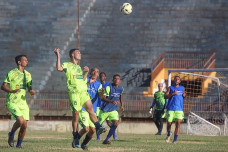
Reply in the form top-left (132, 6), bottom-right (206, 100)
top-left (16, 139), bottom-right (23, 147)
top-left (97, 133), bottom-right (100, 140)
top-left (167, 131), bottom-right (171, 136)
top-left (72, 131), bottom-right (79, 139)
top-left (94, 121), bottom-right (102, 130)
top-left (105, 124), bottom-right (117, 141)
top-left (113, 131), bottom-right (117, 138)
top-left (174, 134), bottom-right (178, 141)
top-left (81, 135), bottom-right (91, 146)
top-left (9, 130), bottom-right (15, 136)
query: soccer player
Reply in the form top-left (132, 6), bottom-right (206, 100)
top-left (150, 83), bottom-right (166, 135)
top-left (99, 74), bottom-right (124, 145)
top-left (165, 76), bottom-right (186, 143)
top-left (77, 68), bottom-right (102, 150)
top-left (1, 55), bottom-right (36, 148)
top-left (53, 48), bottom-right (105, 148)
top-left (97, 72), bottom-right (118, 141)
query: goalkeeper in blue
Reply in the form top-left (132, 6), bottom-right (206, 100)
top-left (150, 83), bottom-right (166, 135)
top-left (165, 76), bottom-right (186, 143)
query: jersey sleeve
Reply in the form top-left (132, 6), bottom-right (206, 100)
top-left (4, 72), bottom-right (11, 84)
top-left (121, 87), bottom-right (124, 95)
top-left (26, 73), bottom-right (33, 89)
top-left (61, 62), bottom-right (68, 73)
top-left (104, 86), bottom-right (110, 96)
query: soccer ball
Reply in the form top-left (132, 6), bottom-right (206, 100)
top-left (120, 3), bottom-right (132, 15)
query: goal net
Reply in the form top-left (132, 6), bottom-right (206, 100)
top-left (187, 112), bottom-right (221, 136)
top-left (168, 68), bottom-right (228, 136)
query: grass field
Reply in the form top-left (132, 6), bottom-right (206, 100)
top-left (0, 131), bottom-right (228, 152)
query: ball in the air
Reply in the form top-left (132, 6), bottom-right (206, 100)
top-left (120, 3), bottom-right (132, 15)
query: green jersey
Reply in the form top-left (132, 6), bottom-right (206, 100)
top-left (154, 91), bottom-right (166, 110)
top-left (62, 62), bottom-right (87, 93)
top-left (4, 68), bottom-right (32, 104)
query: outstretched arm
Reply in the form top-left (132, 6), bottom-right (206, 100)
top-left (54, 48), bottom-right (63, 72)
top-left (83, 66), bottom-right (89, 81)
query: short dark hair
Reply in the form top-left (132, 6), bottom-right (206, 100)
top-left (90, 67), bottom-right (99, 75)
top-left (113, 74), bottom-right (120, 79)
top-left (99, 72), bottom-right (106, 77)
top-left (15, 55), bottom-right (27, 65)
top-left (174, 75), bottom-right (180, 79)
top-left (69, 48), bottom-right (79, 58)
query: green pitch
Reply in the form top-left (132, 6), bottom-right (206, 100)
top-left (0, 131), bottom-right (228, 152)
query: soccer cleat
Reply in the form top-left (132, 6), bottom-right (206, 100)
top-left (96, 127), bottom-right (106, 135)
top-left (16, 145), bottom-right (22, 148)
top-left (103, 140), bottom-right (111, 145)
top-left (81, 145), bottom-right (88, 151)
top-left (8, 132), bottom-right (14, 147)
top-left (172, 140), bottom-right (177, 144)
top-left (72, 138), bottom-right (80, 148)
top-left (165, 134), bottom-right (171, 143)
top-left (155, 131), bottom-right (162, 135)
top-left (165, 133), bottom-right (172, 143)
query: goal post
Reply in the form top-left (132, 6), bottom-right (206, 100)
top-left (168, 68), bottom-right (228, 136)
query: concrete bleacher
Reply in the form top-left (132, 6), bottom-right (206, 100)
top-left (0, 0), bottom-right (227, 94)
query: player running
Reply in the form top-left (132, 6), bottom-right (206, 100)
top-left (165, 76), bottom-right (186, 143)
top-left (77, 68), bottom-right (102, 150)
top-left (97, 72), bottom-right (118, 141)
top-left (53, 48), bottom-right (105, 148)
top-left (150, 83), bottom-right (166, 135)
top-left (99, 74), bottom-right (124, 145)
top-left (1, 55), bottom-right (36, 148)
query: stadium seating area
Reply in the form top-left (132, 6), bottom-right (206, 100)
top-left (0, 0), bottom-right (228, 94)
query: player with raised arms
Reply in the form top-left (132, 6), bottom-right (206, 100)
top-left (53, 48), bottom-right (105, 148)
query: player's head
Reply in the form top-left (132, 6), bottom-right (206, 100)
top-left (90, 67), bottom-right (99, 78)
top-left (112, 74), bottom-right (121, 85)
top-left (15, 55), bottom-right (28, 67)
top-left (69, 48), bottom-right (81, 60)
top-left (99, 72), bottom-right (106, 82)
top-left (158, 83), bottom-right (163, 91)
top-left (174, 75), bottom-right (181, 85)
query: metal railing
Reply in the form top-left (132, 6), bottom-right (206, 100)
top-left (0, 92), bottom-right (227, 113)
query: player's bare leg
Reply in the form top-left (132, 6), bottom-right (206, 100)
top-left (173, 119), bottom-right (181, 143)
top-left (8, 116), bottom-right (25, 147)
top-left (16, 120), bottom-right (27, 148)
top-left (166, 122), bottom-right (172, 143)
top-left (106, 120), bottom-right (118, 139)
top-left (72, 111), bottom-right (80, 148)
top-left (81, 127), bottom-right (95, 150)
top-left (103, 120), bottom-right (119, 145)
top-left (83, 100), bottom-right (105, 135)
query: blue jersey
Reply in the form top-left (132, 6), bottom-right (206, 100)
top-left (101, 84), bottom-right (124, 112)
top-left (82, 77), bottom-right (102, 113)
top-left (166, 85), bottom-right (184, 111)
top-left (97, 81), bottom-right (110, 107)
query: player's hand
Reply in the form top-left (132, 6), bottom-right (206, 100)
top-left (54, 48), bottom-right (60, 56)
top-left (112, 100), bottom-right (117, 104)
top-left (12, 89), bottom-right (21, 93)
top-left (29, 90), bottom-right (36, 96)
top-left (121, 106), bottom-right (124, 112)
top-left (83, 66), bottom-right (89, 73)
top-left (172, 90), bottom-right (178, 95)
top-left (149, 108), bottom-right (153, 114)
